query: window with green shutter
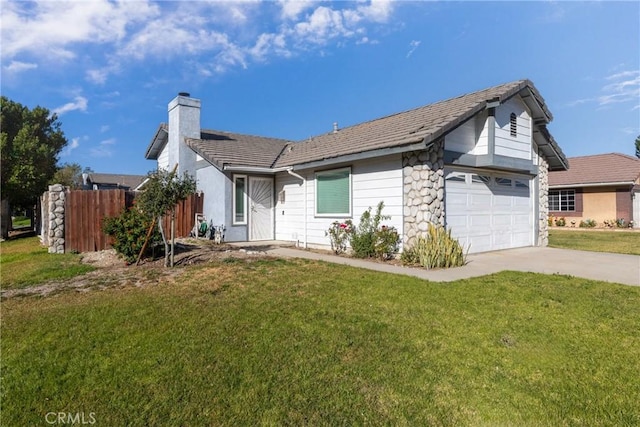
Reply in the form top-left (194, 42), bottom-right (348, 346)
top-left (315, 168), bottom-right (351, 216)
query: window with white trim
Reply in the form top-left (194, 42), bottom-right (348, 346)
top-left (315, 168), bottom-right (351, 216)
top-left (549, 190), bottom-right (575, 211)
top-left (233, 175), bottom-right (247, 224)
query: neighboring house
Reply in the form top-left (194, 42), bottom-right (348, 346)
top-left (83, 173), bottom-right (148, 191)
top-left (548, 153), bottom-right (640, 227)
top-left (145, 80), bottom-right (568, 253)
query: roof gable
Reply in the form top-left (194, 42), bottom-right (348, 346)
top-left (549, 153), bottom-right (640, 187)
top-left (152, 79), bottom-right (566, 172)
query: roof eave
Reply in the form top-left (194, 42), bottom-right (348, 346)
top-left (145, 124), bottom-right (168, 160)
top-left (549, 181), bottom-right (635, 189)
top-left (289, 138), bottom-right (431, 171)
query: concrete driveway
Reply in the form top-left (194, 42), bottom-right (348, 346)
top-left (267, 246), bottom-right (640, 286)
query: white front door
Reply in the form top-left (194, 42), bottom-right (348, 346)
top-left (249, 177), bottom-right (274, 241)
top-left (445, 168), bottom-right (534, 253)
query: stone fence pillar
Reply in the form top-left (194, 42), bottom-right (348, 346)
top-left (47, 184), bottom-right (66, 253)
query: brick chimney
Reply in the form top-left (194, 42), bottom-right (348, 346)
top-left (167, 92), bottom-right (200, 177)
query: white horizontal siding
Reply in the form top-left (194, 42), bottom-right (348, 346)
top-left (495, 98), bottom-right (531, 160)
top-left (474, 116), bottom-right (489, 155)
top-left (444, 114), bottom-right (489, 156)
top-left (274, 171), bottom-right (306, 243)
top-left (158, 144), bottom-right (169, 170)
top-left (275, 154), bottom-right (403, 249)
top-left (445, 119), bottom-right (476, 154)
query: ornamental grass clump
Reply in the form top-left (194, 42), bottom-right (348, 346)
top-left (401, 223), bottom-right (467, 269)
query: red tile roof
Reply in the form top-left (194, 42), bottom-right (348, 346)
top-left (549, 153), bottom-right (640, 187)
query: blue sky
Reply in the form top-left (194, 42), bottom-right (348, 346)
top-left (2, 0), bottom-right (638, 175)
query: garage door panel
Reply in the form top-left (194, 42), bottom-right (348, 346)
top-left (512, 214), bottom-right (531, 226)
top-left (492, 214), bottom-right (512, 227)
top-left (446, 193), bottom-right (469, 208)
top-left (493, 232), bottom-right (512, 246)
top-left (470, 194), bottom-right (492, 206)
top-left (445, 168), bottom-right (533, 254)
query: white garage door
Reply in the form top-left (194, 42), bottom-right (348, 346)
top-left (445, 168), bottom-right (533, 253)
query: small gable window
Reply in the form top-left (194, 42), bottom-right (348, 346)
top-left (510, 112), bottom-right (517, 137)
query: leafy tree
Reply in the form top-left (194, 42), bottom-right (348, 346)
top-left (635, 135), bottom-right (640, 159)
top-left (1, 96), bottom-right (67, 238)
top-left (51, 163), bottom-right (94, 189)
top-left (135, 169), bottom-right (196, 267)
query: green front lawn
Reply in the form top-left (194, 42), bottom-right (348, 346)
top-left (549, 229), bottom-right (640, 255)
top-left (1, 237), bottom-right (95, 289)
top-left (11, 215), bottom-right (31, 228)
top-left (3, 258), bottom-right (639, 426)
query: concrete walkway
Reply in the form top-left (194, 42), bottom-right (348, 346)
top-left (264, 246), bottom-right (640, 287)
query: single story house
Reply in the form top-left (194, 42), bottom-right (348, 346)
top-left (548, 153), bottom-right (640, 227)
top-left (145, 80), bottom-right (568, 253)
top-left (82, 173), bottom-right (147, 191)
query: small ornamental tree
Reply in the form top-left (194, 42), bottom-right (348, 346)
top-left (135, 169), bottom-right (196, 267)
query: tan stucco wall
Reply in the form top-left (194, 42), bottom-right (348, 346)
top-left (581, 188), bottom-right (617, 224)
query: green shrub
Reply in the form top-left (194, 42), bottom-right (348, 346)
top-left (102, 207), bottom-right (161, 263)
top-left (401, 223), bottom-right (467, 269)
top-left (325, 221), bottom-right (351, 255)
top-left (579, 219), bottom-right (597, 228)
top-left (555, 217), bottom-right (566, 227)
top-left (347, 202), bottom-right (400, 259)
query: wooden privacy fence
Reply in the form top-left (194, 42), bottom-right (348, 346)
top-left (63, 189), bottom-right (203, 253)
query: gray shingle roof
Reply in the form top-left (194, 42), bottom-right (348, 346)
top-left (88, 173), bottom-right (147, 190)
top-left (549, 153), bottom-right (640, 187)
top-left (176, 79), bottom-right (566, 172)
top-left (186, 129), bottom-right (291, 169)
top-left (275, 79), bottom-right (550, 167)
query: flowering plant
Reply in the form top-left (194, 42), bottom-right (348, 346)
top-left (325, 221), bottom-right (352, 255)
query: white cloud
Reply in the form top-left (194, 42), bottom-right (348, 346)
top-left (357, 0), bottom-right (393, 23)
top-left (568, 70), bottom-right (640, 111)
top-left (249, 33), bottom-right (290, 61)
top-left (292, 6), bottom-right (353, 45)
top-left (278, 0), bottom-right (317, 20)
top-left (3, 1), bottom-right (398, 82)
top-left (1, 0), bottom-right (158, 60)
top-left (100, 125), bottom-right (110, 133)
top-left (52, 96), bottom-right (88, 116)
top-left (90, 138), bottom-right (116, 158)
top-left (3, 60), bottom-right (38, 73)
top-left (61, 137), bottom-right (80, 157)
top-left (406, 40), bottom-right (421, 58)
top-left (599, 70), bottom-right (640, 108)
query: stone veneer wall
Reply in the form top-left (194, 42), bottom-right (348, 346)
top-left (47, 184), bottom-right (66, 254)
top-left (537, 156), bottom-right (549, 247)
top-left (402, 139), bottom-right (445, 248)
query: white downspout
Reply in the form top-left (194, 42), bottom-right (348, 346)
top-left (286, 168), bottom-right (307, 249)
